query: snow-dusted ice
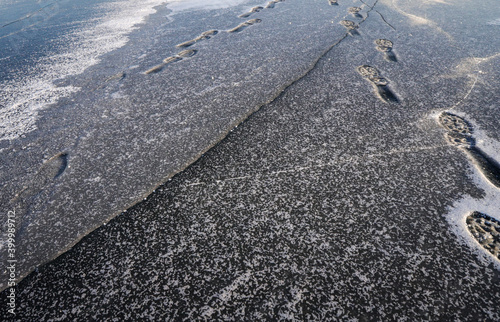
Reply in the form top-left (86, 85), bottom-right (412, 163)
top-left (1, 0), bottom-right (500, 320)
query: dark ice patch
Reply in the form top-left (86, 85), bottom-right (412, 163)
top-left (465, 147), bottom-right (500, 188)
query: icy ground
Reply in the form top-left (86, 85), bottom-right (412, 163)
top-left (1, 0), bottom-right (500, 319)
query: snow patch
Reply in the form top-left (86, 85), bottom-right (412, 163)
top-left (0, 0), bottom-right (167, 141)
top-left (166, 0), bottom-right (249, 13)
top-left (444, 126), bottom-right (500, 270)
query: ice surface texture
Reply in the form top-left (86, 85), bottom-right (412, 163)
top-left (1, 0), bottom-right (381, 291)
top-left (2, 0), bottom-right (500, 320)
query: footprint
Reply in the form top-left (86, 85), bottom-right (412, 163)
top-left (163, 56), bottom-right (183, 64)
top-left (41, 153), bottom-right (68, 179)
top-left (13, 152), bottom-right (69, 202)
top-left (357, 65), bottom-right (398, 103)
top-left (466, 211), bottom-right (500, 259)
top-left (357, 65), bottom-right (380, 79)
top-left (348, 7), bottom-right (363, 18)
top-left (201, 29), bottom-right (219, 37)
top-left (444, 132), bottom-right (474, 147)
top-left (105, 72), bottom-right (126, 82)
top-left (145, 50), bottom-right (198, 75)
top-left (375, 39), bottom-right (398, 62)
top-left (145, 64), bottom-right (168, 74)
top-left (375, 39), bottom-right (393, 52)
top-left (177, 39), bottom-right (197, 49)
top-left (340, 20), bottom-right (359, 35)
top-left (145, 57), bottom-right (182, 74)
top-left (265, 1), bottom-right (276, 9)
top-left (328, 0), bottom-right (339, 5)
top-left (176, 30), bottom-right (218, 48)
top-left (439, 112), bottom-right (500, 188)
top-left (229, 19), bottom-right (262, 33)
top-left (438, 112), bottom-right (473, 136)
top-left (177, 49), bottom-right (197, 58)
top-left (239, 6), bottom-right (264, 18)
top-left (340, 20), bottom-right (358, 30)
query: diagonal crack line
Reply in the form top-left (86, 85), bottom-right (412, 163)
top-left (181, 0), bottom-right (383, 189)
top-left (376, 10), bottom-right (396, 30)
top-left (1, 2), bottom-right (58, 28)
top-left (156, 1), bottom-right (384, 192)
top-left (447, 72), bottom-right (479, 112)
top-left (298, 0), bottom-right (383, 81)
top-left (228, 0), bottom-right (381, 123)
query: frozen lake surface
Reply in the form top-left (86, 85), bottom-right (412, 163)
top-left (1, 0), bottom-right (500, 319)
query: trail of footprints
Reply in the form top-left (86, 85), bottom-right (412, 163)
top-left (338, 3), bottom-right (500, 262)
top-left (337, 5), bottom-right (400, 102)
top-left (143, 1), bottom-right (401, 101)
top-left (137, 0), bottom-right (500, 265)
top-left (337, 2), bottom-right (500, 262)
top-left (143, 1), bottom-right (288, 74)
top-left (438, 112), bottom-right (500, 259)
top-left (340, 6), bottom-right (362, 35)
